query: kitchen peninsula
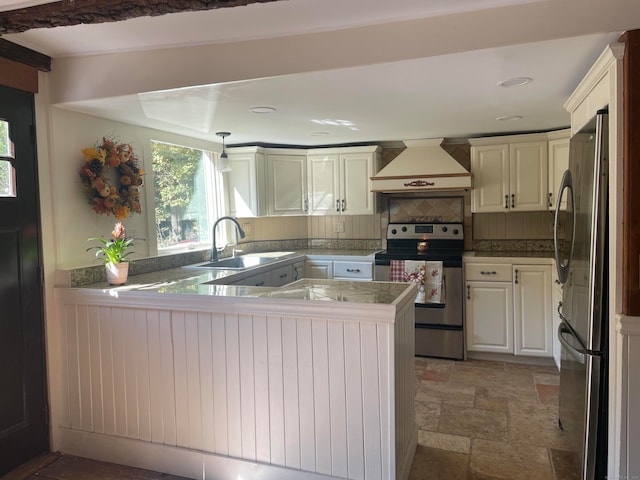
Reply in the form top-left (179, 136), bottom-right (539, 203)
top-left (52, 268), bottom-right (418, 480)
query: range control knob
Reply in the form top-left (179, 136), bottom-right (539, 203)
top-left (441, 226), bottom-right (448, 233)
top-left (401, 226), bottom-right (408, 232)
top-left (453, 229), bottom-right (459, 235)
top-left (391, 229), bottom-right (397, 235)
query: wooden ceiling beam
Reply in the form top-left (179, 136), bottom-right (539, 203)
top-left (0, 38), bottom-right (51, 71)
top-left (0, 0), bottom-right (279, 35)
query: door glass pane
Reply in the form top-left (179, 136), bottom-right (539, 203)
top-left (0, 119), bottom-right (12, 158)
top-left (0, 160), bottom-right (16, 198)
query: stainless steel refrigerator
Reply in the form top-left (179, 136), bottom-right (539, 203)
top-left (554, 109), bottom-right (608, 480)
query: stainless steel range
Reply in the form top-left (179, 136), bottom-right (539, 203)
top-left (374, 223), bottom-right (464, 360)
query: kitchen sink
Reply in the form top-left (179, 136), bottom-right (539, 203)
top-left (191, 252), bottom-right (296, 270)
top-left (195, 256), bottom-right (275, 269)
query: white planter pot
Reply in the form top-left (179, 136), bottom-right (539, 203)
top-left (105, 262), bottom-right (129, 285)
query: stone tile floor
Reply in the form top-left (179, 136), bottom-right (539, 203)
top-left (409, 357), bottom-right (580, 480)
top-left (3, 358), bottom-right (579, 480)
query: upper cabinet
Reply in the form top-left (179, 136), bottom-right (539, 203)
top-left (470, 133), bottom-right (549, 213)
top-left (266, 151), bottom-right (308, 216)
top-left (547, 129), bottom-right (570, 212)
top-left (226, 147), bottom-right (267, 217)
top-left (307, 146), bottom-right (380, 215)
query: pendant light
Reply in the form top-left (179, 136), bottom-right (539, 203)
top-left (216, 131), bottom-right (231, 172)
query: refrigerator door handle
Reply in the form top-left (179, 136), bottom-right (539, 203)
top-left (554, 169), bottom-right (575, 284)
top-left (558, 321), bottom-right (604, 358)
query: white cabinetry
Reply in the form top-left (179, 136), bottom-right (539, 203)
top-left (547, 129), bottom-right (570, 211)
top-left (266, 152), bottom-right (308, 216)
top-left (307, 146), bottom-right (380, 215)
top-left (513, 264), bottom-right (553, 357)
top-left (226, 147), bottom-right (267, 217)
top-left (465, 259), bottom-right (554, 358)
top-left (304, 259), bottom-right (334, 279)
top-left (470, 134), bottom-right (549, 213)
top-left (465, 264), bottom-right (514, 353)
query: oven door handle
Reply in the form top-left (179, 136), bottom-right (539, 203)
top-left (415, 302), bottom-right (446, 309)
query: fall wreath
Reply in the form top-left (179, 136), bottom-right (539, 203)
top-left (79, 137), bottom-right (144, 220)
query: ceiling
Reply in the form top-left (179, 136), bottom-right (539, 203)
top-left (1, 0), bottom-right (636, 146)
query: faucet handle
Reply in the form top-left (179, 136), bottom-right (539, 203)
top-left (232, 248), bottom-right (243, 257)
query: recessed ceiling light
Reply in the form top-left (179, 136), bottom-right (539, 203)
top-left (497, 77), bottom-right (533, 87)
top-left (311, 132), bottom-right (329, 136)
top-left (496, 115), bottom-right (523, 121)
top-left (250, 106), bottom-right (276, 114)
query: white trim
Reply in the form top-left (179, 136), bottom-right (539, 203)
top-left (617, 315), bottom-right (640, 336)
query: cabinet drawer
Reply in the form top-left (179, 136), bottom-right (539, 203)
top-left (465, 263), bottom-right (512, 282)
top-left (271, 264), bottom-right (294, 287)
top-left (333, 261), bottom-right (373, 280)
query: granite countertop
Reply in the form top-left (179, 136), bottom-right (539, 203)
top-left (68, 251), bottom-right (410, 305)
top-left (465, 251), bottom-right (555, 259)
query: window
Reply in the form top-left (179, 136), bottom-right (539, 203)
top-left (152, 140), bottom-right (227, 254)
top-left (0, 119), bottom-right (16, 198)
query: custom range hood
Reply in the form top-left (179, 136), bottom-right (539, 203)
top-left (371, 138), bottom-right (472, 192)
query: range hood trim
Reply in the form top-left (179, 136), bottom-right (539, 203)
top-left (371, 138), bottom-right (472, 192)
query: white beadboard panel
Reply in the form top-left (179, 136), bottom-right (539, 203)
top-left (239, 315), bottom-right (257, 461)
top-left (135, 309), bottom-right (152, 442)
top-left (171, 311), bottom-right (189, 448)
top-left (327, 321), bottom-right (348, 478)
top-left (55, 287), bottom-right (416, 480)
top-left (225, 316), bottom-right (243, 459)
top-left (211, 314), bottom-right (228, 455)
top-left (253, 316), bottom-right (271, 464)
top-left (158, 309), bottom-right (177, 446)
top-left (185, 311), bottom-right (203, 450)
top-left (361, 323), bottom-right (383, 480)
top-left (88, 307), bottom-right (103, 435)
top-left (312, 319), bottom-right (332, 476)
top-left (198, 313), bottom-right (216, 453)
top-left (267, 316), bottom-right (286, 467)
top-left (146, 309), bottom-right (164, 444)
top-left (282, 316), bottom-right (301, 469)
top-left (344, 322), bottom-right (365, 480)
top-left (297, 317), bottom-right (317, 472)
top-left (99, 307), bottom-right (116, 436)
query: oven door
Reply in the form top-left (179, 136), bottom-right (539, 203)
top-left (374, 264), bottom-right (463, 327)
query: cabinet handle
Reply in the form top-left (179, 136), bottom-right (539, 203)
top-left (304, 199), bottom-right (309, 213)
top-left (466, 285), bottom-right (470, 300)
top-left (279, 273), bottom-right (288, 279)
top-left (548, 192), bottom-right (553, 208)
top-left (480, 270), bottom-right (497, 275)
top-left (341, 199), bottom-right (346, 212)
top-left (346, 268), bottom-right (361, 273)
top-left (336, 200), bottom-right (340, 212)
top-left (255, 281), bottom-right (265, 286)
top-left (505, 195), bottom-right (509, 209)
top-left (511, 193), bottom-right (515, 208)
top-left (514, 269), bottom-right (519, 284)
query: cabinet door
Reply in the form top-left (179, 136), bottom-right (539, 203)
top-left (304, 260), bottom-right (333, 279)
top-left (470, 144), bottom-right (510, 213)
top-left (513, 265), bottom-right (553, 357)
top-left (341, 153), bottom-right (375, 215)
top-left (307, 154), bottom-right (340, 215)
top-left (509, 141), bottom-right (548, 211)
top-left (268, 154), bottom-right (307, 215)
top-left (270, 264), bottom-right (294, 287)
top-left (465, 281), bottom-right (514, 353)
top-left (226, 151), bottom-right (265, 217)
top-left (548, 137), bottom-right (570, 211)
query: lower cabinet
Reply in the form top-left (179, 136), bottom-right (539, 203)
top-left (304, 259), bottom-right (334, 279)
top-left (465, 261), bottom-right (553, 358)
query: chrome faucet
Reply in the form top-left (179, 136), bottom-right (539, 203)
top-left (211, 216), bottom-right (246, 262)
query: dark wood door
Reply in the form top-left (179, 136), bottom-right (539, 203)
top-left (0, 84), bottom-right (48, 475)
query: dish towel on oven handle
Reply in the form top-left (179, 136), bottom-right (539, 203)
top-left (389, 260), bottom-right (445, 304)
top-left (424, 261), bottom-right (445, 304)
top-left (389, 260), bottom-right (427, 303)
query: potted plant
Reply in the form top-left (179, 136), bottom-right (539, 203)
top-left (87, 222), bottom-right (136, 285)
